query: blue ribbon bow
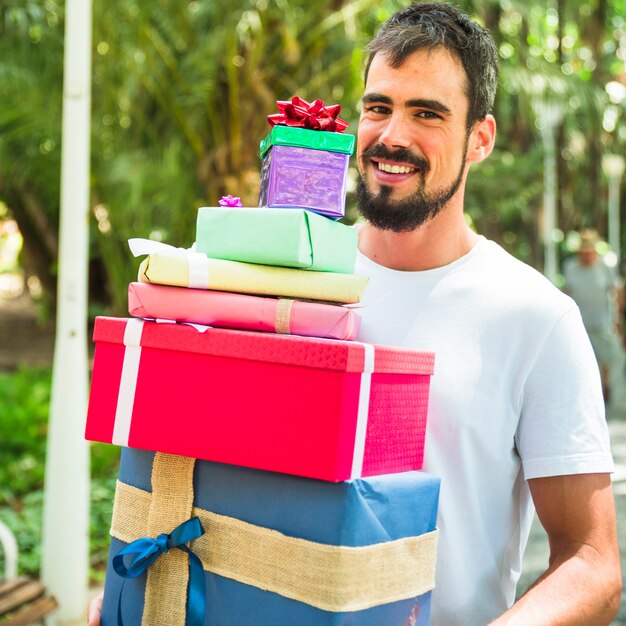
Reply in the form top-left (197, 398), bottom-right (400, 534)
top-left (113, 516), bottom-right (206, 626)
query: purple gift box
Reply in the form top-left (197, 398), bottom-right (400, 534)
top-left (259, 144), bottom-right (350, 219)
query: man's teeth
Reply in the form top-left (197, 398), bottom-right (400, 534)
top-left (377, 162), bottom-right (416, 174)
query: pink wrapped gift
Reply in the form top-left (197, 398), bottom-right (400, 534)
top-left (85, 317), bottom-right (435, 482)
top-left (127, 282), bottom-right (360, 340)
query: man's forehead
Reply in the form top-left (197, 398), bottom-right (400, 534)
top-left (363, 48), bottom-right (468, 106)
top-left (365, 48), bottom-right (467, 93)
top-left (366, 47), bottom-right (464, 82)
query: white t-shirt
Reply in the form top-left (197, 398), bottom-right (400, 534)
top-left (354, 237), bottom-right (614, 626)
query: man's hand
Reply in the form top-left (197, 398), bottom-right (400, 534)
top-left (87, 592), bottom-right (103, 626)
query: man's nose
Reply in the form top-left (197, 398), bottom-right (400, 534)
top-left (378, 113), bottom-right (412, 149)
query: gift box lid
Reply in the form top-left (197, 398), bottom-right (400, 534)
top-left (195, 206), bottom-right (357, 273)
top-left (92, 316), bottom-right (435, 375)
top-left (120, 448), bottom-right (441, 547)
top-left (260, 125), bottom-right (355, 158)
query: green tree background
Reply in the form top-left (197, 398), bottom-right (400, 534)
top-left (0, 0), bottom-right (625, 583)
top-left (0, 0), bottom-right (625, 314)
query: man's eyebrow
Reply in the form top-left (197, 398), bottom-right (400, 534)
top-left (362, 94), bottom-right (452, 115)
top-left (362, 93), bottom-right (393, 105)
top-left (406, 98), bottom-right (451, 115)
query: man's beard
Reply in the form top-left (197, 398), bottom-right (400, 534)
top-left (356, 143), bottom-right (467, 232)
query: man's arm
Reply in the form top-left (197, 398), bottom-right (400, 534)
top-left (490, 473), bottom-right (621, 625)
top-left (87, 592), bottom-right (103, 625)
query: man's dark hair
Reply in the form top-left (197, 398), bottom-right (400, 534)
top-left (364, 2), bottom-right (499, 127)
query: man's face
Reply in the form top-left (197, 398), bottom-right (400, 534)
top-left (356, 48), bottom-right (473, 232)
top-left (579, 249), bottom-right (598, 266)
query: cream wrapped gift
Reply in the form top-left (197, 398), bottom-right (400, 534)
top-left (131, 239), bottom-right (367, 304)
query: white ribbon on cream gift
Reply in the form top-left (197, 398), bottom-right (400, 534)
top-left (128, 238), bottom-right (209, 289)
top-left (111, 318), bottom-right (376, 478)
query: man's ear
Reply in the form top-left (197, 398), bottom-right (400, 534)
top-left (466, 114), bottom-right (496, 164)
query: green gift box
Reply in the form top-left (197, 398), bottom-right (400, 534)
top-left (259, 125), bottom-right (355, 158)
top-left (195, 206), bottom-right (357, 273)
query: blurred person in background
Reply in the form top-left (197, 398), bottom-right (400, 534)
top-left (563, 228), bottom-right (624, 403)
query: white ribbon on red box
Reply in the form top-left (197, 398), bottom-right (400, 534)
top-left (351, 342), bottom-right (374, 479)
top-left (112, 318), bottom-right (144, 447)
top-left (111, 318), bottom-right (374, 478)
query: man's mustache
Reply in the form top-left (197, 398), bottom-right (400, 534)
top-left (360, 144), bottom-right (429, 172)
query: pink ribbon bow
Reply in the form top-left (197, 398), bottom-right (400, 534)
top-left (218, 195), bottom-right (243, 207)
top-left (267, 96), bottom-right (349, 133)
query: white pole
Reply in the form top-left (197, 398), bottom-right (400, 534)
top-left (608, 174), bottom-right (621, 266)
top-left (41, 1), bottom-right (92, 624)
top-left (603, 155), bottom-right (625, 268)
top-left (542, 118), bottom-right (558, 284)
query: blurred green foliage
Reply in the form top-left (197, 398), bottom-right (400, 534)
top-left (1, 0), bottom-right (624, 315)
top-left (0, 368), bottom-right (50, 506)
top-left (0, 367), bottom-right (120, 580)
top-left (0, 0), bottom-right (625, 585)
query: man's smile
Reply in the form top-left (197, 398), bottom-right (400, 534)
top-left (372, 159), bottom-right (419, 175)
top-left (362, 145), bottom-right (429, 190)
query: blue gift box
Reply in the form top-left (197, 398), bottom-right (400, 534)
top-left (101, 448), bottom-right (439, 626)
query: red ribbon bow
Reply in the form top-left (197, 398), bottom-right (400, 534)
top-left (267, 96), bottom-right (349, 133)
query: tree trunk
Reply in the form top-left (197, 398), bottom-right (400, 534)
top-left (580, 0), bottom-right (608, 230)
top-left (6, 189), bottom-right (58, 317)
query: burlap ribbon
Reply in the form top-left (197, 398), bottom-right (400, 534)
top-left (110, 453), bottom-right (438, 625)
top-left (145, 453), bottom-right (195, 625)
top-left (274, 298), bottom-right (294, 334)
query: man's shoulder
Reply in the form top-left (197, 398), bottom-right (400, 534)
top-left (478, 240), bottom-right (558, 286)
top-left (476, 239), bottom-right (575, 314)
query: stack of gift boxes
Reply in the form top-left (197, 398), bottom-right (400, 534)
top-left (85, 97), bottom-right (440, 626)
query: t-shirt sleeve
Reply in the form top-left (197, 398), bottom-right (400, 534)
top-left (516, 306), bottom-right (614, 480)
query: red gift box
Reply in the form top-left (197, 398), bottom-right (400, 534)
top-left (85, 317), bottom-right (435, 481)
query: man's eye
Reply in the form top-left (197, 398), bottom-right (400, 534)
top-left (416, 111), bottom-right (442, 120)
top-left (366, 105), bottom-right (390, 115)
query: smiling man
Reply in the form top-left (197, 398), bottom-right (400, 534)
top-left (353, 3), bottom-right (621, 625)
top-left (357, 48), bottom-right (475, 235)
top-left (88, 4), bottom-right (621, 626)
